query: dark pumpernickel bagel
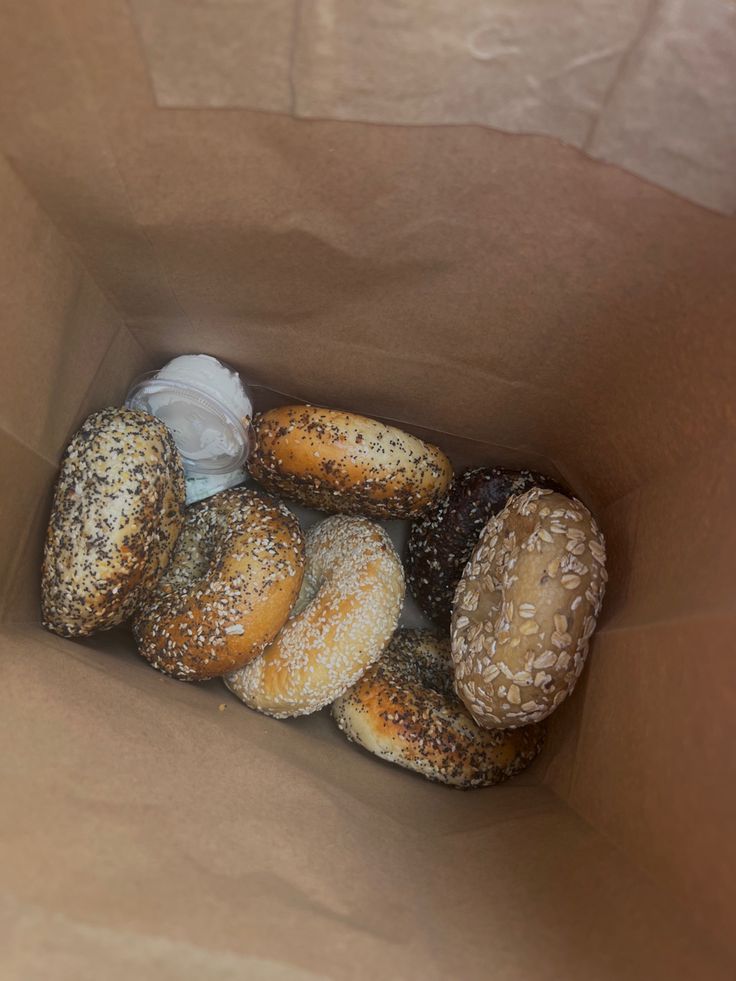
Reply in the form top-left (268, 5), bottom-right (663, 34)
top-left (406, 467), bottom-right (564, 628)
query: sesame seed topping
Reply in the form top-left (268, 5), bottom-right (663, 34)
top-left (225, 514), bottom-right (405, 717)
top-left (133, 488), bottom-right (305, 682)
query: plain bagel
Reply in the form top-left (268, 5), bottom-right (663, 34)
top-left (332, 629), bottom-right (545, 789)
top-left (248, 405), bottom-right (453, 519)
top-left (42, 407), bottom-right (185, 638)
top-left (451, 488), bottom-right (607, 729)
top-left (133, 488), bottom-right (305, 681)
top-left (225, 515), bottom-right (405, 717)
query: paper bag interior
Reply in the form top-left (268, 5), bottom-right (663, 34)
top-left (1, 3), bottom-right (734, 978)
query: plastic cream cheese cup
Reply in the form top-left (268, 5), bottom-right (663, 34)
top-left (126, 354), bottom-right (253, 502)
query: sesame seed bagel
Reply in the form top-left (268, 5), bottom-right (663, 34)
top-left (332, 629), bottom-right (545, 789)
top-left (407, 467), bottom-right (564, 628)
top-left (248, 405), bottom-right (453, 519)
top-left (225, 515), bottom-right (405, 718)
top-left (133, 488), bottom-right (305, 681)
top-left (451, 488), bottom-right (607, 729)
top-left (42, 407), bottom-right (185, 638)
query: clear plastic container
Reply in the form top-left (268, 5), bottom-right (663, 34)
top-left (125, 355), bottom-right (254, 501)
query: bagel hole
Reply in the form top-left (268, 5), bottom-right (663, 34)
top-left (288, 566), bottom-right (321, 618)
top-left (163, 509), bottom-right (228, 589)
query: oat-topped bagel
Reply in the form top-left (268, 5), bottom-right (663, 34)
top-left (332, 629), bottom-right (545, 789)
top-left (225, 515), bottom-right (405, 717)
top-left (133, 488), bottom-right (305, 681)
top-left (451, 488), bottom-right (607, 729)
top-left (248, 405), bottom-right (453, 519)
top-left (42, 407), bottom-right (185, 638)
top-left (407, 466), bottom-right (564, 628)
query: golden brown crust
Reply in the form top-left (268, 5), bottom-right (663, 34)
top-left (133, 488), bottom-right (305, 681)
top-left (248, 405), bottom-right (453, 518)
top-left (451, 488), bottom-right (607, 728)
top-left (225, 515), bottom-right (405, 717)
top-left (41, 407), bottom-right (185, 638)
top-left (332, 629), bottom-right (545, 788)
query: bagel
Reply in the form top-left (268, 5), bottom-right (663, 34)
top-left (407, 466), bottom-right (563, 627)
top-left (451, 488), bottom-right (607, 729)
top-left (225, 515), bottom-right (405, 717)
top-left (42, 407), bottom-right (185, 638)
top-left (332, 629), bottom-right (545, 788)
top-left (248, 405), bottom-right (453, 519)
top-left (133, 488), bottom-right (305, 681)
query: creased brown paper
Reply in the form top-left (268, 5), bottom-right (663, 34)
top-left (131, 0), bottom-right (736, 213)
